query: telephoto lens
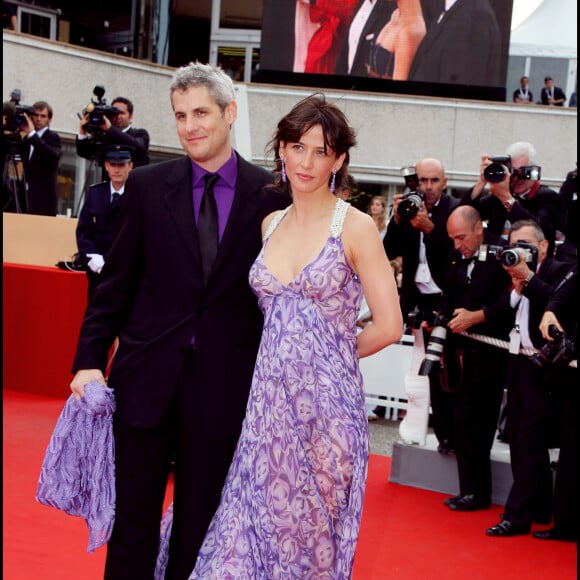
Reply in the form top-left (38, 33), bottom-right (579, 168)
top-left (499, 248), bottom-right (521, 266)
top-left (483, 162), bottom-right (509, 183)
top-left (397, 192), bottom-right (423, 219)
top-left (419, 319), bottom-right (448, 376)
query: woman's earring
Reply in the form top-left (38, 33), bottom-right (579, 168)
top-left (281, 157), bottom-right (287, 183)
top-left (330, 169), bottom-right (337, 193)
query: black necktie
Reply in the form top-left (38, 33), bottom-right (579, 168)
top-left (198, 173), bottom-right (220, 282)
top-left (111, 192), bottom-right (120, 204)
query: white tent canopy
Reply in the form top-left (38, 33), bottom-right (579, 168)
top-left (510, 0), bottom-right (577, 58)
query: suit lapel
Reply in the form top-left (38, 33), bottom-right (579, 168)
top-left (162, 157), bottom-right (200, 264)
top-left (212, 157), bottom-right (263, 276)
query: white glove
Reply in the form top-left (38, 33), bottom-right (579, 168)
top-left (86, 253), bottom-right (105, 274)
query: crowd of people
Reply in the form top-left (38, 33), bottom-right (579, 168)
top-left (12, 57), bottom-right (576, 577)
top-left (513, 75), bottom-right (574, 107)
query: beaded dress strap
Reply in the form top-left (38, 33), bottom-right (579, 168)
top-left (263, 206), bottom-right (291, 241)
top-left (330, 198), bottom-right (350, 238)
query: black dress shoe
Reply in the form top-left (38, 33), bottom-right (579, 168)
top-left (449, 494), bottom-right (490, 511)
top-left (533, 527), bottom-right (576, 542)
top-left (443, 494), bottom-right (462, 506)
top-left (486, 520), bottom-right (530, 537)
top-left (437, 439), bottom-right (456, 454)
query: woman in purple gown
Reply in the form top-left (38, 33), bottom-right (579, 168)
top-left (190, 94), bottom-right (403, 579)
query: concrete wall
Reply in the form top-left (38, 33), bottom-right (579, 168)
top-left (4, 31), bottom-right (577, 188)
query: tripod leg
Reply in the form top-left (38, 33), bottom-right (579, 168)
top-left (2, 154), bottom-right (24, 213)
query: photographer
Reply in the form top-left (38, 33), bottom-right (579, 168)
top-left (3, 99), bottom-right (62, 216)
top-left (76, 94), bottom-right (150, 176)
top-left (382, 157), bottom-right (459, 451)
top-left (533, 266), bottom-right (577, 542)
top-left (436, 206), bottom-right (513, 512)
top-left (554, 163), bottom-right (577, 266)
top-left (462, 141), bottom-right (562, 258)
top-left (486, 219), bottom-right (571, 537)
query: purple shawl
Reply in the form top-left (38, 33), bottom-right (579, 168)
top-left (36, 380), bottom-right (115, 553)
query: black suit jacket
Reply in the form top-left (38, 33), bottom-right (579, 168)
top-left (521, 258), bottom-right (572, 349)
top-left (439, 231), bottom-right (514, 341)
top-left (541, 86), bottom-right (566, 106)
top-left (334, 0), bottom-right (394, 76)
top-left (21, 127), bottom-right (61, 216)
top-left (76, 181), bottom-right (126, 260)
top-left (383, 193), bottom-right (459, 321)
top-left (76, 125), bottom-right (150, 168)
top-left (408, 0), bottom-right (501, 87)
top-left (72, 154), bottom-right (288, 431)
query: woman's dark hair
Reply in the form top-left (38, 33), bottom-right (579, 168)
top-left (266, 93), bottom-right (357, 192)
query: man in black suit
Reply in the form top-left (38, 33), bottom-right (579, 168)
top-left (534, 267), bottom-right (577, 542)
top-left (408, 0), bottom-right (502, 87)
top-left (554, 164), bottom-right (577, 266)
top-left (76, 145), bottom-right (133, 300)
top-left (334, 0), bottom-right (395, 77)
top-left (540, 76), bottom-right (566, 106)
top-left (441, 205), bottom-right (513, 512)
top-left (18, 100), bottom-right (62, 215)
top-left (76, 95), bottom-right (149, 176)
top-left (382, 158), bottom-right (459, 451)
top-left (70, 62), bottom-right (288, 578)
top-left (486, 219), bottom-right (571, 537)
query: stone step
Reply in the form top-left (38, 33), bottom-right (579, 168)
top-left (389, 433), bottom-right (559, 506)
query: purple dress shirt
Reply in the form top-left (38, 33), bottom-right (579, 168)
top-left (191, 150), bottom-right (238, 242)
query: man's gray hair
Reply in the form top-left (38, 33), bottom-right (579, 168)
top-left (506, 141), bottom-right (537, 164)
top-left (170, 61), bottom-right (235, 111)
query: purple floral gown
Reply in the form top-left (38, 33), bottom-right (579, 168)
top-left (190, 198), bottom-right (369, 579)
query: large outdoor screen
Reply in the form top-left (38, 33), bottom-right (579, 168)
top-left (257, 0), bottom-right (514, 102)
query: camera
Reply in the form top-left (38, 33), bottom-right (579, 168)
top-left (419, 313), bottom-right (451, 376)
top-left (397, 190), bottom-right (425, 220)
top-left (532, 325), bottom-right (575, 368)
top-left (3, 89), bottom-right (34, 133)
top-left (499, 241), bottom-right (538, 269)
top-left (477, 241), bottom-right (538, 271)
top-left (83, 86), bottom-right (120, 134)
top-left (483, 155), bottom-right (541, 183)
top-left (407, 308), bottom-right (437, 330)
top-left (483, 155), bottom-right (511, 183)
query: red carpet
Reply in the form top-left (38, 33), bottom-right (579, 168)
top-left (3, 389), bottom-right (577, 579)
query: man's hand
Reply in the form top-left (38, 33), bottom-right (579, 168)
top-left (447, 308), bottom-right (483, 334)
top-left (70, 369), bottom-right (106, 399)
top-left (410, 201), bottom-right (434, 234)
top-left (21, 113), bottom-right (35, 137)
top-left (503, 258), bottom-right (533, 294)
top-left (539, 311), bottom-right (562, 340)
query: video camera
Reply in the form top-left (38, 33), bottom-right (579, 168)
top-left (398, 166), bottom-right (424, 219)
top-left (3, 89), bottom-right (35, 133)
top-left (532, 325), bottom-right (575, 368)
top-left (82, 86), bottom-right (121, 134)
top-left (477, 241), bottom-right (538, 271)
top-left (483, 155), bottom-right (541, 183)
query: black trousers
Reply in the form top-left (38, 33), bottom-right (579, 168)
top-left (504, 355), bottom-right (559, 526)
top-left (453, 341), bottom-right (506, 500)
top-left (552, 365), bottom-right (578, 535)
top-left (104, 350), bottom-right (240, 579)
